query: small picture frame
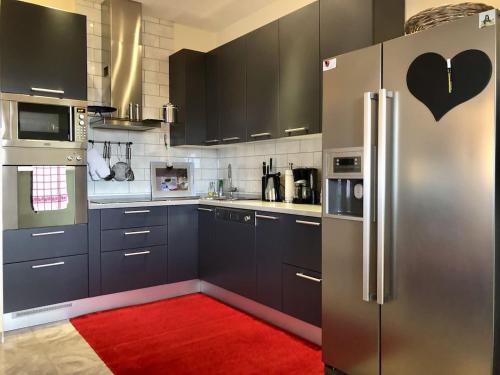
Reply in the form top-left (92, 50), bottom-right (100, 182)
top-left (150, 161), bottom-right (195, 200)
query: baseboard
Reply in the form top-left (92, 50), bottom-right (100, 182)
top-left (200, 281), bottom-right (322, 346)
top-left (3, 279), bottom-right (201, 331)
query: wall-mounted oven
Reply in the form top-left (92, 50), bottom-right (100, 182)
top-left (1, 93), bottom-right (87, 149)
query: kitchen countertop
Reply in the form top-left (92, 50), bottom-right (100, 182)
top-left (88, 196), bottom-right (322, 217)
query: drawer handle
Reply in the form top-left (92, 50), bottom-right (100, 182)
top-left (222, 137), bottom-right (240, 142)
top-left (205, 139), bottom-right (220, 144)
top-left (198, 208), bottom-right (214, 212)
top-left (124, 250), bottom-right (151, 257)
top-left (124, 230), bottom-right (151, 236)
top-left (31, 87), bottom-right (65, 95)
top-left (32, 261), bottom-right (65, 269)
top-left (250, 132), bottom-right (271, 138)
top-left (296, 272), bottom-right (322, 283)
top-left (31, 230), bottom-right (65, 237)
top-left (124, 210), bottom-right (151, 214)
top-left (284, 127), bottom-right (308, 133)
top-left (295, 220), bottom-right (321, 227)
top-left (255, 214), bottom-right (278, 220)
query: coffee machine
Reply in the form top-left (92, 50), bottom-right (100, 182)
top-left (293, 168), bottom-right (319, 204)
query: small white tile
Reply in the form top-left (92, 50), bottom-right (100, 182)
top-left (94, 181), bottom-right (130, 195)
top-left (254, 142), bottom-right (276, 156)
top-left (276, 140), bottom-right (300, 154)
top-left (288, 152), bottom-right (314, 168)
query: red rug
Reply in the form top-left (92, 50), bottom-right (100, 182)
top-left (71, 293), bottom-right (323, 375)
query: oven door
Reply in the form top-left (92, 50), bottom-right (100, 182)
top-left (2, 166), bottom-right (88, 229)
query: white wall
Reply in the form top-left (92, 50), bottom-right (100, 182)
top-left (173, 23), bottom-right (217, 52)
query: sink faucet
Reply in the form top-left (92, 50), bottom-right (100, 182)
top-left (228, 163), bottom-right (237, 198)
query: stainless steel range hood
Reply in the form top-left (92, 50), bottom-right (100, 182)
top-left (90, 0), bottom-right (162, 131)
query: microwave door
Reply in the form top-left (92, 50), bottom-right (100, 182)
top-left (17, 102), bottom-right (72, 142)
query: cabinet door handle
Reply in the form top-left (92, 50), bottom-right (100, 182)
top-left (205, 139), bottom-right (220, 144)
top-left (31, 230), bottom-right (65, 237)
top-left (124, 250), bottom-right (151, 257)
top-left (124, 230), bottom-right (151, 236)
top-left (295, 220), bottom-right (321, 227)
top-left (255, 214), bottom-right (278, 220)
top-left (284, 127), bottom-right (308, 133)
top-left (296, 272), bottom-right (322, 283)
top-left (31, 87), bottom-right (65, 95)
top-left (197, 208), bottom-right (214, 212)
top-left (250, 132), bottom-right (271, 138)
top-left (222, 137), bottom-right (240, 142)
top-left (124, 210), bottom-right (151, 214)
top-left (32, 261), bottom-right (65, 269)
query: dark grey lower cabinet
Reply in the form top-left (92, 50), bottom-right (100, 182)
top-left (198, 206), bottom-right (219, 284)
top-left (167, 205), bottom-right (198, 283)
top-left (215, 209), bottom-right (256, 300)
top-left (4, 254), bottom-right (88, 313)
top-left (101, 245), bottom-right (167, 295)
top-left (282, 264), bottom-right (322, 327)
top-left (283, 216), bottom-right (322, 273)
top-left (255, 212), bottom-right (284, 311)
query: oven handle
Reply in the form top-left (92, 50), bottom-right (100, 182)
top-left (18, 166), bottom-right (76, 172)
top-left (31, 87), bottom-right (65, 95)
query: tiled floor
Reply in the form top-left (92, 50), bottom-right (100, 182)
top-left (0, 321), bottom-right (110, 375)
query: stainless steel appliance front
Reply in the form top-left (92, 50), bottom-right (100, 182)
top-left (2, 164), bottom-right (87, 230)
top-left (322, 12), bottom-right (497, 375)
top-left (1, 93), bottom-right (87, 149)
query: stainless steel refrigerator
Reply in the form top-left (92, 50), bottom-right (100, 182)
top-left (322, 10), bottom-right (499, 375)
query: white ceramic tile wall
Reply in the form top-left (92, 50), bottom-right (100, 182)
top-left (217, 134), bottom-right (322, 195)
top-left (76, 0), bottom-right (217, 196)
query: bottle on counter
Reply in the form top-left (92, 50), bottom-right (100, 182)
top-left (284, 163), bottom-right (294, 203)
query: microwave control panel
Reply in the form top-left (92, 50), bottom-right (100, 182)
top-left (74, 107), bottom-right (87, 142)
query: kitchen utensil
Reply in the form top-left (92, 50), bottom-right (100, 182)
top-left (126, 143), bottom-right (135, 181)
top-left (103, 142), bottom-right (115, 181)
top-left (111, 143), bottom-right (129, 181)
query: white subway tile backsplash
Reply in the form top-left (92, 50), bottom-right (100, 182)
top-left (276, 140), bottom-right (300, 154)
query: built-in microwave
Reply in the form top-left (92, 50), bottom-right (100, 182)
top-left (0, 93), bottom-right (87, 149)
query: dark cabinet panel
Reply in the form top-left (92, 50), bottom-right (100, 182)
top-left (3, 224), bottom-right (88, 264)
top-left (88, 210), bottom-right (101, 297)
top-left (282, 263), bottom-right (322, 327)
top-left (246, 21), bottom-right (279, 141)
top-left (218, 38), bottom-right (247, 143)
top-left (198, 206), bottom-right (219, 284)
top-left (100, 225), bottom-right (167, 252)
top-left (169, 49), bottom-right (207, 146)
top-left (0, 0), bottom-right (87, 99)
top-left (255, 212), bottom-right (284, 311)
top-left (101, 245), bottom-right (167, 295)
top-left (4, 254), bottom-right (88, 313)
top-left (167, 205), bottom-right (198, 283)
top-left (283, 216), bottom-right (322, 272)
top-left (100, 206), bottom-right (166, 230)
top-left (279, 2), bottom-right (320, 136)
top-left (205, 49), bottom-right (220, 145)
top-left (320, 0), bottom-right (405, 60)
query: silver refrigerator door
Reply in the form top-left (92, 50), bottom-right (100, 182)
top-left (381, 15), bottom-right (496, 374)
top-left (322, 44), bottom-right (381, 375)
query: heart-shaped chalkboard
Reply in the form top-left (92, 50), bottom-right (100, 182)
top-left (406, 49), bottom-right (492, 121)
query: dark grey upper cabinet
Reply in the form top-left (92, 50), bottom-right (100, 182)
top-left (0, 0), bottom-right (87, 100)
top-left (169, 49), bottom-right (207, 146)
top-left (246, 21), bottom-right (279, 141)
top-left (218, 38), bottom-right (247, 143)
top-left (205, 48), bottom-right (220, 145)
top-left (279, 2), bottom-right (320, 137)
top-left (167, 205), bottom-right (199, 283)
top-left (320, 0), bottom-right (405, 60)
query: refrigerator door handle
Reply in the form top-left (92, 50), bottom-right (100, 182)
top-left (363, 91), bottom-right (378, 302)
top-left (377, 88), bottom-right (395, 305)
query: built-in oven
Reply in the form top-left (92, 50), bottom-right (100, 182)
top-left (1, 93), bottom-right (87, 149)
top-left (2, 160), bottom-right (88, 230)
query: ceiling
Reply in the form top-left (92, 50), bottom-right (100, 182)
top-left (139, 0), bottom-right (281, 31)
